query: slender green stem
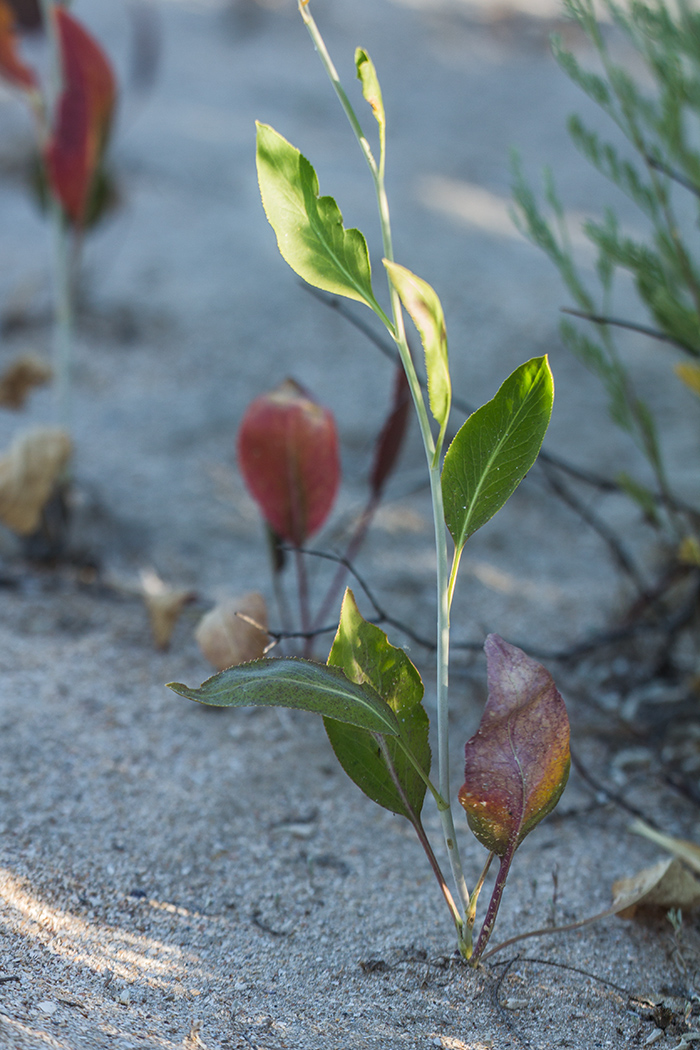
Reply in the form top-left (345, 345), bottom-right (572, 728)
top-left (48, 206), bottom-right (74, 432)
top-left (375, 735), bottom-right (466, 944)
top-left (299, 0), bottom-right (470, 920)
top-left (299, 1), bottom-right (378, 182)
top-left (427, 459), bottom-right (470, 913)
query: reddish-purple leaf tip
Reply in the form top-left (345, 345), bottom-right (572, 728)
top-left (44, 7), bottom-right (116, 226)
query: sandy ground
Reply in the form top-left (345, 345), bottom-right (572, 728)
top-left (0, 0), bottom-right (700, 1047)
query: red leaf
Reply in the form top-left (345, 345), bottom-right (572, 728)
top-left (237, 378), bottom-right (340, 547)
top-left (369, 364), bottom-right (410, 500)
top-left (458, 634), bottom-right (570, 857)
top-left (0, 0), bottom-right (38, 92)
top-left (44, 7), bottom-right (116, 226)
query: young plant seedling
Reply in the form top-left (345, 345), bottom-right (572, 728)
top-left (0, 0), bottom-right (116, 430)
top-left (169, 0), bottom-right (569, 963)
top-left (234, 362), bottom-right (411, 660)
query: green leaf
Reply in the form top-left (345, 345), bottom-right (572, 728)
top-left (325, 589), bottom-right (430, 818)
top-left (256, 122), bottom-right (381, 312)
top-left (458, 634), bottom-right (570, 856)
top-left (384, 260), bottom-right (451, 435)
top-left (167, 657), bottom-right (399, 736)
top-left (355, 48), bottom-right (385, 159)
top-left (442, 357), bottom-right (553, 553)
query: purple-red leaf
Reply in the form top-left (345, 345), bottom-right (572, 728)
top-left (44, 7), bottom-right (116, 226)
top-left (369, 364), bottom-right (410, 500)
top-left (0, 0), bottom-right (37, 92)
top-left (237, 378), bottom-right (340, 547)
top-left (458, 634), bottom-right (570, 857)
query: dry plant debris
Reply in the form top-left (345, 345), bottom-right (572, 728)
top-left (195, 591), bottom-right (269, 670)
top-left (0, 426), bottom-right (71, 534)
top-left (0, 353), bottom-right (51, 408)
top-left (141, 569), bottom-right (196, 651)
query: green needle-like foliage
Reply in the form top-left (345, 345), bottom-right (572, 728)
top-left (512, 0), bottom-right (700, 532)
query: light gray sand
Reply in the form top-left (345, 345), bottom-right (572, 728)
top-left (0, 0), bottom-right (699, 1047)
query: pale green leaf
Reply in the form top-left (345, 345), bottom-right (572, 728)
top-left (256, 122), bottom-right (380, 311)
top-left (384, 260), bottom-right (451, 432)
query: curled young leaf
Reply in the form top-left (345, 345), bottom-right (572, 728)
top-left (442, 357), bottom-right (553, 554)
top-left (459, 634), bottom-right (570, 856)
top-left (325, 588), bottom-right (430, 818)
top-left (0, 0), bottom-right (38, 93)
top-left (237, 378), bottom-right (340, 547)
top-left (384, 261), bottom-right (451, 436)
top-left (44, 7), bottom-right (116, 226)
top-left (256, 122), bottom-right (381, 313)
top-left (0, 427), bottom-right (71, 535)
top-left (196, 592), bottom-right (269, 671)
top-left (168, 657), bottom-right (401, 737)
top-left (355, 48), bottom-right (385, 157)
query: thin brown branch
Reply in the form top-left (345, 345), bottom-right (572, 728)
top-left (646, 154), bottom-right (700, 200)
top-left (562, 306), bottom-right (699, 357)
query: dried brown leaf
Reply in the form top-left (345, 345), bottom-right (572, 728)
top-left (0, 427), bottom-right (71, 535)
top-left (196, 592), bottom-right (268, 671)
top-left (0, 355), bottom-right (52, 409)
top-left (629, 819), bottom-right (700, 876)
top-left (612, 857), bottom-right (700, 919)
top-left (141, 570), bottom-right (195, 651)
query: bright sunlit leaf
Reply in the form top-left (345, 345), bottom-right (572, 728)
top-left (355, 48), bottom-right (385, 158)
top-left (384, 260), bottom-right (451, 436)
top-left (325, 589), bottom-right (430, 818)
top-left (256, 121), bottom-right (381, 312)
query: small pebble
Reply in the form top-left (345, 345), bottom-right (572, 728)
top-left (37, 1001), bottom-right (57, 1015)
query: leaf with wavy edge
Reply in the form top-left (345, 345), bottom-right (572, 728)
top-left (256, 122), bottom-right (380, 313)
